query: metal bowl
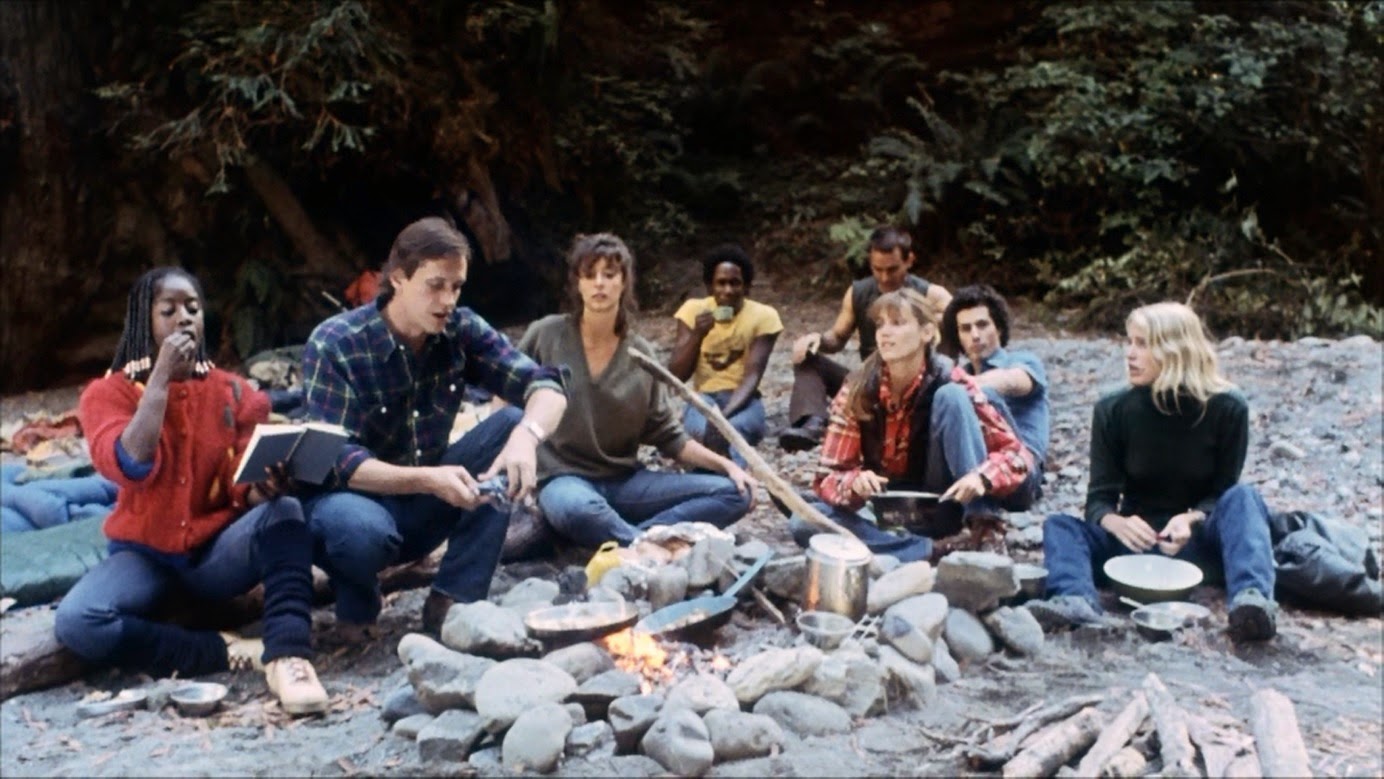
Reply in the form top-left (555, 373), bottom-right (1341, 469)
top-left (76, 688), bottom-right (147, 719)
top-left (170, 682), bottom-right (227, 716)
top-left (869, 492), bottom-right (962, 538)
top-left (796, 610), bottom-right (855, 651)
top-left (1103, 555), bottom-right (1204, 603)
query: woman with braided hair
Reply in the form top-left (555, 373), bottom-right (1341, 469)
top-left (55, 267), bottom-right (329, 714)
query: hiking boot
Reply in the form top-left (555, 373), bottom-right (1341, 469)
top-left (780, 416), bottom-right (827, 452)
top-left (265, 656), bottom-right (329, 716)
top-left (220, 631), bottom-right (265, 672)
top-left (1227, 588), bottom-right (1277, 642)
top-left (1024, 595), bottom-right (1104, 633)
top-left (421, 590), bottom-right (456, 635)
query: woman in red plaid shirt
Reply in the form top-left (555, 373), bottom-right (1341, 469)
top-left (788, 287), bottom-right (1033, 562)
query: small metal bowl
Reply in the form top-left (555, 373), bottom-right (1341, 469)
top-left (796, 610), bottom-right (855, 651)
top-left (76, 688), bottom-right (147, 719)
top-left (170, 682), bottom-right (227, 716)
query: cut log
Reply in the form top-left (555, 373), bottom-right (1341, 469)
top-left (1142, 672), bottom-right (1199, 778)
top-left (1249, 688), bottom-right (1312, 778)
top-left (1099, 746), bottom-right (1148, 778)
top-left (628, 347), bottom-right (852, 538)
top-left (1077, 691), bottom-right (1149, 776)
top-left (1186, 711), bottom-right (1242, 779)
top-left (1002, 706), bottom-right (1103, 778)
top-left (1224, 750), bottom-right (1263, 778)
top-left (968, 692), bottom-right (1108, 768)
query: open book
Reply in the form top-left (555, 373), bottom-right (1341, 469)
top-left (232, 422), bottom-right (349, 486)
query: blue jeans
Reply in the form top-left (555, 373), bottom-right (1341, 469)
top-left (681, 391), bottom-right (767, 468)
top-left (786, 493), bottom-right (936, 563)
top-left (1041, 484), bottom-right (1276, 609)
top-left (538, 469), bottom-right (752, 548)
top-left (927, 383), bottom-right (1016, 518)
top-left (54, 496), bottom-right (313, 677)
top-left (304, 407), bottom-right (519, 623)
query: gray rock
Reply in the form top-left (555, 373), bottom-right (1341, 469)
top-left (417, 709), bottom-right (486, 764)
top-left (499, 577), bottom-right (560, 614)
top-left (855, 720), bottom-right (932, 753)
top-left (883, 592), bottom-right (949, 642)
top-left (1270, 440), bottom-right (1307, 460)
top-left (684, 537), bottom-right (736, 589)
top-left (878, 645), bottom-right (937, 708)
top-left (609, 694), bottom-right (665, 753)
top-left (640, 707), bottom-right (715, 777)
top-left (502, 702), bottom-right (572, 774)
top-left (381, 682), bottom-right (427, 724)
top-left (473, 658), bottom-right (578, 734)
top-left (983, 606), bottom-right (1045, 656)
top-left (647, 564), bottom-right (690, 611)
top-left (933, 552), bottom-right (1018, 613)
top-left (664, 673), bottom-right (740, 715)
top-left (733, 539), bottom-right (772, 565)
top-left (391, 713), bottom-right (434, 740)
top-left (397, 633), bottom-right (495, 713)
top-left (726, 645), bottom-right (824, 705)
top-left (868, 554), bottom-right (902, 578)
top-left (752, 691), bottom-right (852, 737)
top-left (466, 746), bottom-right (503, 773)
top-left (543, 642), bottom-right (617, 684)
top-left (587, 585), bottom-right (626, 604)
top-left (931, 637), bottom-right (961, 683)
top-left (601, 565), bottom-right (649, 602)
top-left (565, 702), bottom-right (588, 726)
top-left (943, 608), bottom-right (995, 663)
top-left (440, 600), bottom-right (540, 658)
top-left (563, 755), bottom-right (666, 777)
top-left (566, 721), bottom-right (617, 759)
top-left (762, 555), bottom-right (807, 601)
top-left (867, 560), bottom-right (935, 613)
top-left (880, 613), bottom-right (933, 665)
top-left (802, 646), bottom-right (884, 717)
top-left (702, 709), bottom-right (785, 762)
top-left (574, 669), bottom-right (643, 720)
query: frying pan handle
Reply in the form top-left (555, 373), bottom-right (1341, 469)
top-left (721, 551), bottom-right (773, 600)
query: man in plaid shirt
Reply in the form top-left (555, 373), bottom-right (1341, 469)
top-left (302, 218), bottom-right (567, 636)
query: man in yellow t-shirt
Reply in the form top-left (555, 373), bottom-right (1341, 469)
top-left (669, 244), bottom-right (783, 465)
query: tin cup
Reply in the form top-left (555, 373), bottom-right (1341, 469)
top-left (712, 305), bottom-right (736, 323)
top-left (803, 534), bottom-right (872, 621)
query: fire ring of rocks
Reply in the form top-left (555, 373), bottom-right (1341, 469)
top-left (382, 527), bottom-right (1038, 776)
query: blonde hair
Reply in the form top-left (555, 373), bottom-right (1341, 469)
top-left (844, 287), bottom-right (942, 420)
top-left (1127, 302), bottom-right (1233, 416)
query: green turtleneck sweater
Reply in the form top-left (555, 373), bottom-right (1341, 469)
top-left (1085, 385), bottom-right (1249, 531)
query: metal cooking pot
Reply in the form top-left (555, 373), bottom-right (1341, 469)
top-left (1103, 555), bottom-right (1204, 603)
top-left (869, 491), bottom-right (963, 538)
top-left (635, 551), bottom-right (772, 641)
top-left (524, 601), bottom-right (640, 644)
top-left (803, 534), bottom-right (873, 620)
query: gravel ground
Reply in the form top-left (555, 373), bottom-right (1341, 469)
top-left (1, 283), bottom-right (1380, 777)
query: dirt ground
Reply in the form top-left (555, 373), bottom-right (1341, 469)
top-left (1, 275), bottom-right (1381, 777)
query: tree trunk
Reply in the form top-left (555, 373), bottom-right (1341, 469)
top-left (0, 1), bottom-right (108, 393)
top-left (241, 154), bottom-right (357, 282)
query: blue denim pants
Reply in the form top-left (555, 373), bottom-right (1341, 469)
top-left (1041, 483), bottom-right (1276, 609)
top-left (303, 407), bottom-right (519, 624)
top-left (786, 493), bottom-right (937, 563)
top-left (54, 496), bottom-right (313, 678)
top-left (680, 391), bottom-right (767, 468)
top-left (537, 468), bottom-right (752, 548)
top-left (930, 383), bottom-right (1041, 515)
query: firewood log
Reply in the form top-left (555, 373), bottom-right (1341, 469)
top-left (1224, 750), bottom-right (1263, 778)
top-left (1002, 706), bottom-right (1103, 778)
top-left (1078, 691), bottom-right (1149, 776)
top-left (1100, 746), bottom-right (1148, 778)
top-left (1186, 711), bottom-right (1244, 779)
top-left (968, 692), bottom-right (1108, 768)
top-left (1142, 672), bottom-right (1199, 777)
top-left (1249, 688), bottom-right (1312, 778)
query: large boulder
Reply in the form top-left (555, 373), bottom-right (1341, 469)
top-left (397, 633), bottom-right (495, 713)
top-left (543, 641), bottom-right (617, 684)
top-left (640, 707), bottom-right (715, 777)
top-left (943, 608), bottom-right (995, 663)
top-left (802, 646), bottom-right (884, 717)
top-left (725, 646), bottom-right (823, 705)
top-left (702, 709), bottom-right (785, 762)
top-left (503, 702), bottom-right (573, 774)
top-left (417, 709), bottom-right (487, 764)
top-left (609, 694), bottom-right (665, 754)
top-left (983, 606), bottom-right (1045, 656)
top-left (473, 658), bottom-right (578, 734)
top-left (867, 561), bottom-right (935, 613)
top-left (882, 592), bottom-right (949, 642)
top-left (752, 691), bottom-right (852, 737)
top-left (440, 600), bottom-right (540, 658)
top-left (664, 673), bottom-right (740, 715)
top-left (932, 551), bottom-right (1018, 613)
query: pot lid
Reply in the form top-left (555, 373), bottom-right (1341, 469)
top-left (809, 533), bottom-right (872, 564)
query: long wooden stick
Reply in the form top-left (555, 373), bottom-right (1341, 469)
top-left (1002, 706), bottom-right (1102, 778)
top-left (1077, 692), bottom-right (1149, 776)
top-left (628, 347), bottom-right (852, 538)
top-left (1249, 688), bottom-right (1312, 778)
top-left (968, 692), bottom-right (1108, 768)
top-left (1142, 673), bottom-right (1198, 778)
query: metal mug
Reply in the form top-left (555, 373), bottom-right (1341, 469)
top-left (803, 533), bottom-right (872, 621)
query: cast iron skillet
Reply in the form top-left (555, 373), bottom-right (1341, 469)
top-left (634, 551), bottom-right (772, 641)
top-left (524, 600), bottom-right (641, 644)
top-left (869, 491), bottom-right (964, 538)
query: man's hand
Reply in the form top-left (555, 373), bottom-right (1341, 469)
top-left (1156, 511), bottom-right (1202, 556)
top-left (423, 465), bottom-right (486, 509)
top-left (479, 428), bottom-right (540, 502)
top-left (791, 333), bottom-right (822, 365)
top-left (849, 469), bottom-right (888, 499)
top-left (1100, 512), bottom-right (1158, 553)
top-left (723, 462), bottom-right (759, 510)
top-left (692, 310), bottom-right (715, 337)
top-left (941, 472), bottom-right (987, 504)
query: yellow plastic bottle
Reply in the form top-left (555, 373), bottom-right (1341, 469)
top-left (584, 541), bottom-right (621, 590)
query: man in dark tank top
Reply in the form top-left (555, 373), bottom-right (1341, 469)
top-left (780, 226), bottom-right (952, 451)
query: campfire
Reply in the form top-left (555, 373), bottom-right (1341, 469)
top-left (598, 629), bottom-right (733, 694)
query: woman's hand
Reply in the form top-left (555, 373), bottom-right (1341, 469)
top-left (148, 331), bottom-right (198, 387)
top-left (1156, 510), bottom-right (1202, 556)
top-left (1100, 512), bottom-right (1158, 552)
top-left (941, 472), bottom-right (987, 504)
top-left (247, 462), bottom-right (294, 507)
top-left (722, 461), bottom-right (759, 509)
top-left (849, 470), bottom-right (888, 499)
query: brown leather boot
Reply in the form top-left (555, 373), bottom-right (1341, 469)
top-left (265, 657), bottom-right (329, 716)
top-left (421, 590), bottom-right (456, 635)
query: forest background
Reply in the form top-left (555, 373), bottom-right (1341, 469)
top-left (2, 0), bottom-right (1381, 394)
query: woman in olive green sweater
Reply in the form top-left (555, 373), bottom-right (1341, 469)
top-left (518, 233), bottom-right (757, 548)
top-left (1031, 302), bottom-right (1277, 642)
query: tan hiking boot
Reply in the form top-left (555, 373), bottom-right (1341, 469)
top-left (220, 631), bottom-right (265, 671)
top-left (265, 657), bottom-right (329, 716)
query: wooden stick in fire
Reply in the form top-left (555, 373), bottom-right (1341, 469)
top-left (628, 346), bottom-right (853, 538)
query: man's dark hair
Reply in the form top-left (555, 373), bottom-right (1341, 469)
top-left (702, 243), bottom-right (755, 287)
top-left (868, 225), bottom-right (913, 257)
top-left (379, 217), bottom-right (470, 303)
top-left (941, 283), bottom-right (1012, 356)
top-left (566, 232), bottom-right (638, 336)
top-left (110, 266), bottom-right (211, 381)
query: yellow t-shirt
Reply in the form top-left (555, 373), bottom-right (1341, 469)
top-left (673, 297), bottom-right (784, 393)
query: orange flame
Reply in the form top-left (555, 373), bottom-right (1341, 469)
top-left (599, 629), bottom-right (671, 694)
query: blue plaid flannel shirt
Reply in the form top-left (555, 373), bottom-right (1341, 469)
top-left (303, 301), bottom-right (564, 484)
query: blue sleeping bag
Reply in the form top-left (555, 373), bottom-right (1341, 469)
top-left (1, 464), bottom-right (117, 533)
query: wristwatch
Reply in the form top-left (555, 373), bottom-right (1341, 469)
top-left (520, 419), bottom-right (547, 443)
